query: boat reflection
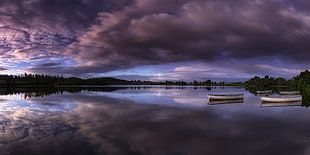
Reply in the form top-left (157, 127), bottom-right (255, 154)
top-left (256, 90), bottom-right (272, 94)
top-left (279, 91), bottom-right (300, 95)
top-left (260, 101), bottom-right (302, 107)
top-left (208, 99), bottom-right (244, 105)
top-left (255, 93), bottom-right (272, 97)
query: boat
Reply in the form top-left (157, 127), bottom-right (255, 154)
top-left (256, 90), bottom-right (272, 94)
top-left (209, 99), bottom-right (244, 105)
top-left (261, 95), bottom-right (302, 103)
top-left (208, 93), bottom-right (244, 100)
top-left (279, 91), bottom-right (300, 95)
top-left (260, 101), bottom-right (302, 107)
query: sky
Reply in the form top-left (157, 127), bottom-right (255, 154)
top-left (0, 0), bottom-right (309, 82)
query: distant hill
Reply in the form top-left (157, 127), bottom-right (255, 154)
top-left (0, 73), bottom-right (239, 87)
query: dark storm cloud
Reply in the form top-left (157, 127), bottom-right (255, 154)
top-left (0, 0), bottom-right (132, 30)
top-left (64, 0), bottom-right (310, 74)
top-left (27, 62), bottom-right (128, 77)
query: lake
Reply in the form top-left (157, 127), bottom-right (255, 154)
top-left (0, 86), bottom-right (309, 155)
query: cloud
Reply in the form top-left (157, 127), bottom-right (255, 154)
top-left (36, 62), bottom-right (61, 67)
top-left (236, 64), bottom-right (303, 78)
top-left (0, 66), bottom-right (8, 71)
top-left (143, 61), bottom-right (303, 82)
top-left (0, 0), bottom-right (132, 70)
top-left (0, 0), bottom-right (308, 78)
top-left (63, 0), bottom-right (310, 75)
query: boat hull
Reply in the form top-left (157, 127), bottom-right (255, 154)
top-left (261, 95), bottom-right (302, 103)
top-left (208, 94), bottom-right (244, 100)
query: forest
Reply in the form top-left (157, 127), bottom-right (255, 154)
top-left (245, 70), bottom-right (310, 89)
top-left (0, 73), bottom-right (223, 86)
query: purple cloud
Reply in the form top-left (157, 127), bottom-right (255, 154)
top-left (0, 0), bottom-right (308, 80)
top-left (0, 67), bottom-right (8, 71)
top-left (63, 0), bottom-right (310, 76)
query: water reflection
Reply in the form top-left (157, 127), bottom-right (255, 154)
top-left (0, 86), bottom-right (309, 154)
top-left (0, 95), bottom-right (94, 155)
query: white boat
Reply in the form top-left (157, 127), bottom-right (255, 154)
top-left (261, 95), bottom-right (302, 102)
top-left (208, 94), bottom-right (244, 100)
top-left (256, 90), bottom-right (272, 94)
top-left (261, 101), bottom-right (302, 107)
top-left (279, 91), bottom-right (300, 95)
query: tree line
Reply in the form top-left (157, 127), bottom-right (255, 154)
top-left (129, 80), bottom-right (226, 86)
top-left (2, 70), bottom-right (309, 88)
top-left (0, 73), bottom-right (226, 86)
top-left (245, 70), bottom-right (310, 89)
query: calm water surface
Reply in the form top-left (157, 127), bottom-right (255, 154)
top-left (0, 86), bottom-right (310, 155)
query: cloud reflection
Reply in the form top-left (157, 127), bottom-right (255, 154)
top-left (0, 88), bottom-right (309, 154)
top-left (60, 92), bottom-right (310, 155)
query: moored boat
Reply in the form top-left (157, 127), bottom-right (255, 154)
top-left (208, 93), bottom-right (244, 100)
top-left (256, 90), bottom-right (272, 94)
top-left (261, 95), bottom-right (302, 103)
top-left (279, 91), bottom-right (300, 95)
